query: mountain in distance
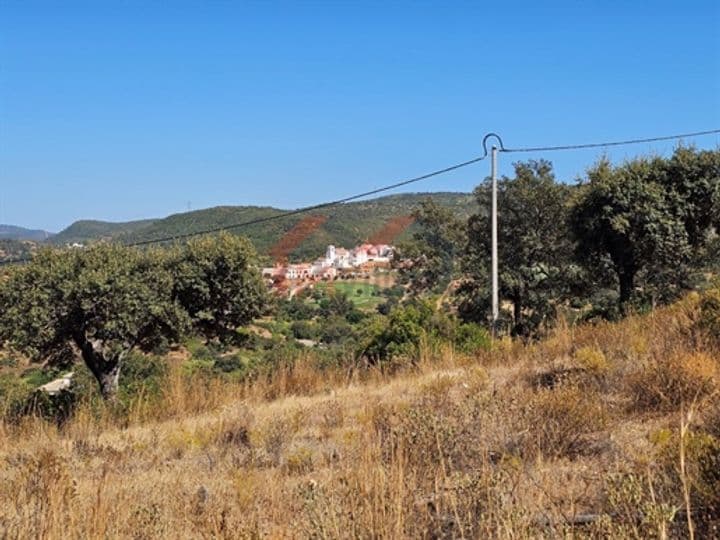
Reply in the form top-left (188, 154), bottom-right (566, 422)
top-left (0, 224), bottom-right (54, 242)
top-left (50, 219), bottom-right (157, 246)
top-left (51, 192), bottom-right (479, 261)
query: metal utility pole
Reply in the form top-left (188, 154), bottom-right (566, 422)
top-left (491, 145), bottom-right (499, 331)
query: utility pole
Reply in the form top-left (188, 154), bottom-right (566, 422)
top-left (491, 144), bottom-right (499, 333)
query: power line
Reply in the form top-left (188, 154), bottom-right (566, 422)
top-left (500, 128), bottom-right (720, 154)
top-left (2, 126), bottom-right (719, 266)
top-left (126, 154), bottom-right (488, 247)
top-left (0, 153), bottom-right (489, 264)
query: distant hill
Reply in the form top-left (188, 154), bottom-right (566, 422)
top-left (51, 192), bottom-right (479, 260)
top-left (50, 219), bottom-right (157, 246)
top-left (0, 224), bottom-right (54, 242)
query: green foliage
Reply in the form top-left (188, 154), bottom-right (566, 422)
top-left (290, 320), bottom-right (318, 340)
top-left (0, 244), bottom-right (188, 399)
top-left (360, 302), bottom-right (486, 361)
top-left (318, 291), bottom-right (355, 319)
top-left (0, 354), bottom-right (168, 425)
top-left (461, 160), bottom-right (580, 336)
top-left (361, 301), bottom-right (440, 360)
top-left (0, 372), bottom-right (35, 419)
top-left (280, 297), bottom-right (317, 321)
top-left (397, 199), bottom-right (467, 295)
top-left (212, 354), bottom-right (245, 374)
top-left (659, 146), bottom-right (720, 248)
top-left (0, 238), bottom-right (34, 263)
top-left (0, 235), bottom-right (269, 401)
top-left (117, 352), bottom-right (168, 400)
top-left (319, 316), bottom-right (355, 345)
top-left (569, 153), bottom-right (712, 309)
top-left (169, 233), bottom-right (269, 341)
top-left (454, 323), bottom-right (491, 354)
top-left (698, 286), bottom-right (720, 342)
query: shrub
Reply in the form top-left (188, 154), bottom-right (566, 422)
top-left (231, 327), bottom-right (264, 350)
top-left (285, 446), bottom-right (314, 474)
top-left (361, 302), bottom-right (435, 361)
top-left (454, 322), bottom-right (491, 354)
top-left (574, 346), bottom-right (610, 374)
top-left (185, 338), bottom-right (220, 362)
top-left (318, 317), bottom-right (354, 345)
top-left (629, 352), bottom-right (718, 412)
top-left (290, 320), bottom-right (318, 341)
top-left (213, 354), bottom-right (245, 373)
top-left (698, 287), bottom-right (720, 342)
top-left (650, 427), bottom-right (720, 517)
top-left (280, 297), bottom-right (317, 321)
top-left (119, 352), bottom-right (168, 399)
top-left (0, 355), bottom-right (17, 368)
top-left (1, 364), bottom-right (97, 424)
top-left (512, 385), bottom-right (608, 459)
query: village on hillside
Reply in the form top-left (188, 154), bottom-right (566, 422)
top-left (262, 243), bottom-right (394, 293)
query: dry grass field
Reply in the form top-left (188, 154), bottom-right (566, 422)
top-left (1, 292), bottom-right (719, 539)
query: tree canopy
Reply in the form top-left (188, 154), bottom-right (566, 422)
top-left (396, 199), bottom-right (467, 295)
top-left (570, 156), bottom-right (692, 308)
top-left (460, 160), bottom-right (578, 336)
top-left (0, 234), bottom-right (268, 399)
top-left (169, 234), bottom-right (269, 341)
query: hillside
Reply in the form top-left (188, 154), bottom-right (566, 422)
top-left (0, 224), bottom-right (53, 242)
top-left (50, 219), bottom-right (157, 246)
top-left (51, 192), bottom-right (478, 259)
top-left (1, 294), bottom-right (718, 537)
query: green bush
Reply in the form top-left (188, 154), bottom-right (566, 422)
top-left (290, 320), bottom-right (318, 340)
top-left (454, 323), bottom-right (491, 354)
top-left (280, 297), bottom-right (317, 321)
top-left (362, 301), bottom-right (441, 361)
top-left (0, 373), bottom-right (34, 419)
top-left (699, 287), bottom-right (720, 341)
top-left (0, 355), bottom-right (17, 368)
top-left (118, 352), bottom-right (168, 402)
top-left (0, 366), bottom-right (95, 425)
top-left (213, 354), bottom-right (245, 373)
top-left (319, 316), bottom-right (354, 345)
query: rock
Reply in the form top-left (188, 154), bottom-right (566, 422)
top-left (38, 372), bottom-right (74, 395)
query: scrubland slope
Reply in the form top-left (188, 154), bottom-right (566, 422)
top-left (1, 293), bottom-right (719, 538)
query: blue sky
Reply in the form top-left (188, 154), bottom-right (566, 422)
top-left (1, 1), bottom-right (719, 232)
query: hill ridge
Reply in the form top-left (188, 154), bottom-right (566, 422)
top-left (51, 192), bottom-right (477, 260)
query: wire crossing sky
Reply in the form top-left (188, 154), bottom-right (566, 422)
top-left (1, 1), bottom-right (719, 232)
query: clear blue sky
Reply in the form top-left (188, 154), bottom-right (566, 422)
top-left (1, 0), bottom-right (719, 232)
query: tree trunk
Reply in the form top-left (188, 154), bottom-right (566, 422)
top-left (511, 293), bottom-right (526, 337)
top-left (513, 298), bottom-right (522, 328)
top-left (72, 333), bottom-right (125, 401)
top-left (98, 363), bottom-right (121, 401)
top-left (618, 269), bottom-right (635, 312)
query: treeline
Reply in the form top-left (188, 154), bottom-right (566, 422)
top-left (0, 239), bottom-right (34, 263)
top-left (399, 146), bottom-right (720, 336)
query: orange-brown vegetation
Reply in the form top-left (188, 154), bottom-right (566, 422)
top-left (368, 214), bottom-right (415, 245)
top-left (1, 293), bottom-right (719, 538)
top-left (269, 215), bottom-right (328, 264)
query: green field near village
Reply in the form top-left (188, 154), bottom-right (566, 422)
top-left (309, 280), bottom-right (384, 309)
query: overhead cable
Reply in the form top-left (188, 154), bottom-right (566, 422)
top-left (500, 128), bottom-right (720, 154)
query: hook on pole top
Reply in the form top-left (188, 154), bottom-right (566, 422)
top-left (482, 133), bottom-right (505, 157)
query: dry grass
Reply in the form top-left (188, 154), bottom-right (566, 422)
top-left (1, 294), bottom-right (720, 538)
